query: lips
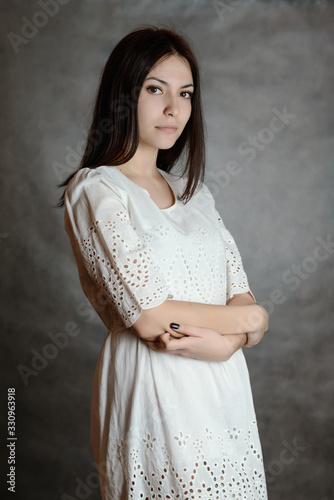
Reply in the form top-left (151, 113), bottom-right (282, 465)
top-left (155, 126), bottom-right (178, 133)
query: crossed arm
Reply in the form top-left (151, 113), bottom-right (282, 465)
top-left (130, 292), bottom-right (268, 362)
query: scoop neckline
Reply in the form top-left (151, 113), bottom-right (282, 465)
top-left (109, 166), bottom-right (178, 212)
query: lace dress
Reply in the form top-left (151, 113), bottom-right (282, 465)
top-left (64, 166), bottom-right (268, 500)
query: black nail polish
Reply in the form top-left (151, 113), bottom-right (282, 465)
top-left (170, 323), bottom-right (179, 329)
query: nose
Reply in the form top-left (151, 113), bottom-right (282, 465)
top-left (164, 94), bottom-right (180, 117)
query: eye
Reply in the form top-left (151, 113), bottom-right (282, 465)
top-left (180, 91), bottom-right (193, 99)
top-left (146, 86), bottom-right (163, 94)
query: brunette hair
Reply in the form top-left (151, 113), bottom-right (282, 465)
top-left (57, 24), bottom-right (205, 207)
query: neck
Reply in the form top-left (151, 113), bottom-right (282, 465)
top-left (115, 143), bottom-right (160, 179)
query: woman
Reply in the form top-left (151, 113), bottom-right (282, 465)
top-left (60, 25), bottom-right (268, 499)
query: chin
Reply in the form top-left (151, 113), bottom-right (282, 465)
top-left (149, 138), bottom-right (178, 150)
top-left (158, 144), bottom-right (177, 150)
top-left (140, 132), bottom-right (181, 150)
top-left (157, 135), bottom-right (181, 148)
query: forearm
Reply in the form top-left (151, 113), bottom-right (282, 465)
top-left (140, 292), bottom-right (264, 360)
top-left (142, 326), bottom-right (248, 362)
top-left (132, 295), bottom-right (262, 340)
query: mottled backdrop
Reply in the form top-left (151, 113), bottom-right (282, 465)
top-left (1, 0), bottom-right (333, 499)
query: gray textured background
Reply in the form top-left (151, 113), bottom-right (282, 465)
top-left (1, 0), bottom-right (333, 499)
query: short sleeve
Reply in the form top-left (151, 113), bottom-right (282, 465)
top-left (219, 221), bottom-right (256, 303)
top-left (200, 182), bottom-right (256, 304)
top-left (64, 169), bottom-right (169, 329)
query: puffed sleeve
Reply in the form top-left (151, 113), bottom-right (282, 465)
top-left (64, 169), bottom-right (170, 329)
top-left (199, 182), bottom-right (256, 303)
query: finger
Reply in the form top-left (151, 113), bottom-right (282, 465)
top-left (159, 332), bottom-right (183, 349)
top-left (145, 340), bottom-right (186, 356)
top-left (169, 330), bottom-right (187, 339)
top-left (161, 336), bottom-right (193, 351)
top-left (159, 332), bottom-right (190, 347)
top-left (159, 332), bottom-right (171, 347)
top-left (169, 323), bottom-right (205, 337)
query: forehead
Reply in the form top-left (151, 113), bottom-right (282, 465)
top-left (148, 55), bottom-right (193, 81)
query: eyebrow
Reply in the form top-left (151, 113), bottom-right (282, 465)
top-left (145, 77), bottom-right (194, 89)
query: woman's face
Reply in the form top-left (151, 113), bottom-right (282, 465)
top-left (137, 54), bottom-right (194, 151)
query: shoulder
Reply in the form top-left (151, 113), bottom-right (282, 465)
top-left (64, 166), bottom-right (125, 205)
top-left (191, 178), bottom-right (217, 211)
top-left (65, 167), bottom-right (102, 194)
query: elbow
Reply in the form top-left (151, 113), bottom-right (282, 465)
top-left (253, 304), bottom-right (269, 333)
top-left (259, 305), bottom-right (269, 332)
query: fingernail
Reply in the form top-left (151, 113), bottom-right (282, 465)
top-left (170, 323), bottom-right (179, 329)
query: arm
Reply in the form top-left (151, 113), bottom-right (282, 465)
top-left (222, 291), bottom-right (254, 354)
top-left (225, 291), bottom-right (260, 350)
top-left (143, 323), bottom-right (247, 362)
top-left (131, 293), bottom-right (267, 343)
top-left (141, 292), bottom-right (265, 362)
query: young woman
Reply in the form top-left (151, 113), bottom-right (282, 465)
top-left (60, 25), bottom-right (268, 500)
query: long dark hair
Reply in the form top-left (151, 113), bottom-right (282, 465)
top-left (57, 24), bottom-right (205, 207)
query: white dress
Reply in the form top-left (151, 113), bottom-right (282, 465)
top-left (64, 165), bottom-right (268, 500)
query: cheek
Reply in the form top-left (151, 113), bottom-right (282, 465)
top-left (183, 102), bottom-right (192, 123)
top-left (137, 104), bottom-right (152, 129)
top-left (138, 98), bottom-right (159, 124)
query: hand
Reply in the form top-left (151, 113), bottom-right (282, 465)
top-left (142, 324), bottom-right (246, 362)
top-left (243, 304), bottom-right (269, 347)
top-left (132, 328), bottom-right (186, 342)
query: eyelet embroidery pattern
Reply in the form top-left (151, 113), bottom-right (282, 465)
top-left (78, 208), bottom-right (253, 332)
top-left (142, 434), bottom-right (157, 451)
top-left (174, 432), bottom-right (190, 447)
top-left (226, 427), bottom-right (242, 440)
top-left (80, 212), bottom-right (168, 328)
top-left (215, 217), bottom-right (250, 301)
top-left (139, 221), bottom-right (229, 307)
top-left (114, 423), bottom-right (266, 500)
